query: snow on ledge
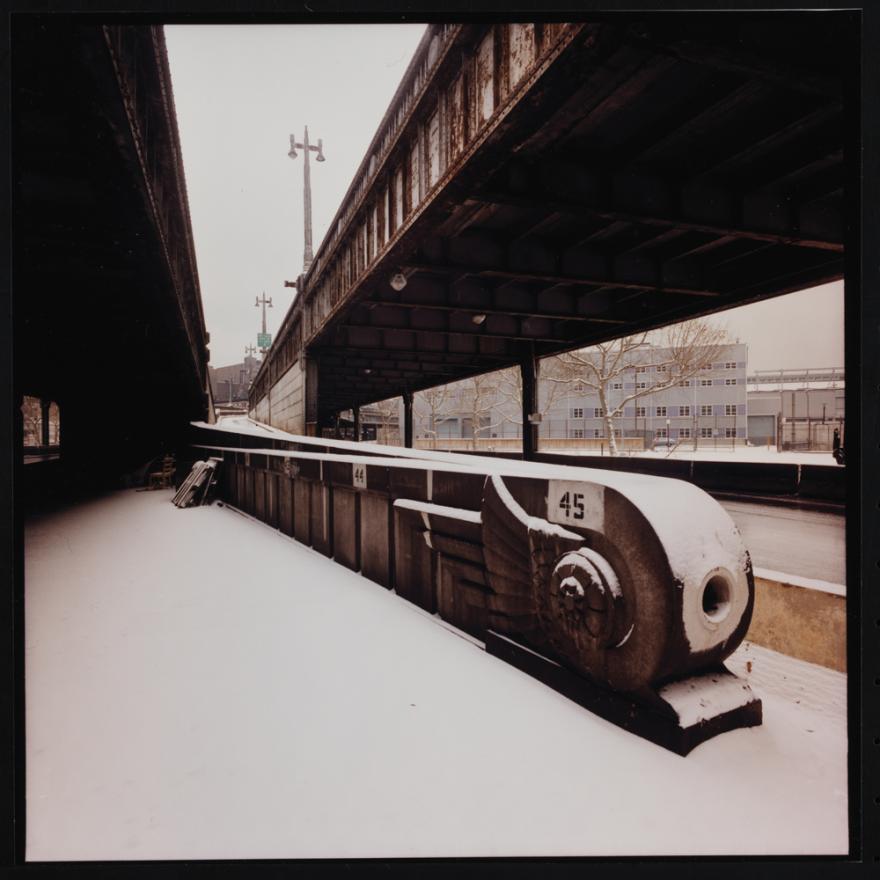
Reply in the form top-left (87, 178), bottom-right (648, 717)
top-left (658, 671), bottom-right (757, 728)
top-left (489, 474), bottom-right (582, 541)
top-left (393, 498), bottom-right (482, 524)
top-left (752, 567), bottom-right (846, 597)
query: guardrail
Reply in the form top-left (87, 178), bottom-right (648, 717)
top-left (438, 449), bottom-right (846, 505)
top-left (189, 422), bottom-right (762, 754)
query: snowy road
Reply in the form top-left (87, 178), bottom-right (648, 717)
top-left (25, 490), bottom-right (848, 859)
top-left (719, 500), bottom-right (845, 586)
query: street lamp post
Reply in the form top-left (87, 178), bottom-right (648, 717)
top-left (288, 126), bottom-right (326, 274)
top-left (255, 293), bottom-right (273, 354)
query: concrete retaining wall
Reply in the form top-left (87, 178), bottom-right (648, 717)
top-left (268, 360), bottom-right (306, 435)
top-left (746, 570), bottom-right (846, 672)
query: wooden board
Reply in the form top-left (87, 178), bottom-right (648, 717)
top-left (332, 487), bottom-right (359, 572)
top-left (293, 478), bottom-right (311, 546)
top-left (360, 493), bottom-right (391, 588)
top-left (393, 507), bottom-right (435, 612)
top-left (310, 482), bottom-right (333, 557)
top-left (278, 476), bottom-right (294, 537)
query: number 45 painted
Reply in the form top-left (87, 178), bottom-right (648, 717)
top-left (547, 481), bottom-right (604, 530)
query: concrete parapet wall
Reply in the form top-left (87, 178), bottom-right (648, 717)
top-left (268, 360), bottom-right (306, 435)
top-left (746, 569), bottom-right (846, 672)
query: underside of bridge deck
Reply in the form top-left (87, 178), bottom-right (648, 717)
top-left (272, 16), bottom-right (853, 426)
top-left (14, 20), bottom-right (210, 491)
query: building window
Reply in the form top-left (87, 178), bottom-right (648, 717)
top-left (700, 405), bottom-right (713, 416)
top-left (725, 361), bottom-right (736, 369)
top-left (635, 406), bottom-right (646, 417)
top-left (700, 378), bottom-right (712, 386)
top-left (700, 427), bottom-right (713, 438)
top-left (656, 365), bottom-right (667, 373)
top-left (655, 428), bottom-right (667, 439)
top-left (593, 428), bottom-right (603, 438)
top-left (680, 405), bottom-right (691, 417)
top-left (701, 364), bottom-right (712, 371)
top-left (569, 428), bottom-right (584, 439)
top-left (678, 379), bottom-right (690, 387)
top-left (724, 428), bottom-right (736, 438)
top-left (655, 406), bottom-right (667, 417)
top-left (593, 407), bottom-right (604, 418)
top-left (573, 382), bottom-right (585, 393)
top-left (611, 382), bottom-right (623, 390)
top-left (725, 404), bottom-right (737, 416)
top-left (636, 381), bottom-right (647, 390)
top-left (570, 407), bottom-right (584, 419)
top-left (725, 378), bottom-right (737, 385)
top-left (635, 366), bottom-right (647, 374)
top-left (679, 427), bottom-right (691, 439)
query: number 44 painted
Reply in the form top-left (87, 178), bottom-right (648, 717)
top-left (352, 463), bottom-right (367, 488)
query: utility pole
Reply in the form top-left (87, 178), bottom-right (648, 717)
top-left (288, 126), bottom-right (326, 273)
top-left (255, 294), bottom-right (273, 353)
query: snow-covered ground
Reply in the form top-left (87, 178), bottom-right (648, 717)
top-left (25, 490), bottom-right (848, 860)
top-left (556, 447), bottom-right (840, 466)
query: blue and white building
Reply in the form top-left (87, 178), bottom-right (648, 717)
top-left (413, 343), bottom-right (749, 446)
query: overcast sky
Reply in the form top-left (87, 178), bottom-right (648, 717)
top-left (165, 24), bottom-right (844, 376)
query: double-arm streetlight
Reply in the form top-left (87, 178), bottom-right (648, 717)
top-left (288, 126), bottom-right (326, 274)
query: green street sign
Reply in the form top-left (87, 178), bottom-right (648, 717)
top-left (257, 333), bottom-right (272, 348)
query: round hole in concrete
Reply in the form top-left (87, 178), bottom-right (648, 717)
top-left (702, 574), bottom-right (732, 623)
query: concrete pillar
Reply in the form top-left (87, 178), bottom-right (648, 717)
top-left (520, 345), bottom-right (539, 460)
top-left (403, 391), bottom-right (414, 449)
top-left (353, 406), bottom-right (361, 442)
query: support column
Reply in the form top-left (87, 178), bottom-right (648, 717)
top-left (40, 399), bottom-right (51, 448)
top-left (353, 406), bottom-right (361, 442)
top-left (403, 391), bottom-right (414, 449)
top-left (520, 344), bottom-right (539, 460)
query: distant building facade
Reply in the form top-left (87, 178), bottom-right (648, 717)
top-left (210, 354), bottom-right (262, 405)
top-left (746, 368), bottom-right (844, 449)
top-left (414, 343), bottom-right (749, 447)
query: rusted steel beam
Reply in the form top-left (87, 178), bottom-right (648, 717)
top-left (626, 25), bottom-right (842, 98)
top-left (101, 26), bottom-right (209, 398)
top-left (403, 261), bottom-right (721, 298)
top-left (698, 103), bottom-right (841, 180)
top-left (369, 294), bottom-right (630, 324)
top-left (338, 321), bottom-right (565, 345)
top-left (318, 342), bottom-right (514, 363)
top-left (474, 185), bottom-right (843, 252)
top-left (621, 78), bottom-right (765, 167)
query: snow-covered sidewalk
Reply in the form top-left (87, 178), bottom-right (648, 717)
top-left (552, 446), bottom-right (841, 466)
top-left (25, 490), bottom-right (848, 860)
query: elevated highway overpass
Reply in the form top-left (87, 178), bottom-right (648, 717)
top-left (14, 21), bottom-right (211, 499)
top-left (249, 16), bottom-right (852, 453)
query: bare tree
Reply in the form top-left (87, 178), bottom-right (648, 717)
top-left (22, 396), bottom-right (42, 447)
top-left (369, 396), bottom-right (402, 445)
top-left (414, 385), bottom-right (456, 449)
top-left (464, 372), bottom-right (508, 449)
top-left (494, 361), bottom-right (575, 440)
top-left (550, 320), bottom-right (730, 455)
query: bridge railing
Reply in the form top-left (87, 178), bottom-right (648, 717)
top-left (102, 25), bottom-right (210, 392)
top-left (189, 420), bottom-right (762, 753)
